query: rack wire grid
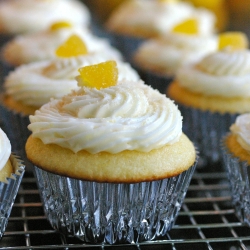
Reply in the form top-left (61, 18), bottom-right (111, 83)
top-left (1, 166), bottom-right (250, 250)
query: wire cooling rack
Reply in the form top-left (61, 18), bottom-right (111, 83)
top-left (1, 166), bottom-right (250, 250)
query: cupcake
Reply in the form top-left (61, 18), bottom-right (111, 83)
top-left (2, 21), bottom-right (122, 68)
top-left (222, 113), bottom-right (250, 226)
top-left (105, 0), bottom-right (216, 62)
top-left (167, 32), bottom-right (250, 167)
top-left (0, 127), bottom-right (25, 239)
top-left (0, 35), bottom-right (138, 169)
top-left (0, 0), bottom-right (90, 37)
top-left (25, 60), bottom-right (197, 244)
top-left (133, 18), bottom-right (218, 93)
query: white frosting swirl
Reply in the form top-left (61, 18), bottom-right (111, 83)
top-left (4, 55), bottom-right (139, 107)
top-left (0, 128), bottom-right (11, 171)
top-left (230, 113), bottom-right (250, 153)
top-left (134, 33), bottom-right (218, 76)
top-left (176, 49), bottom-right (250, 97)
top-left (28, 82), bottom-right (183, 154)
top-left (0, 0), bottom-right (90, 34)
top-left (106, 0), bottom-right (215, 36)
top-left (3, 26), bottom-right (122, 65)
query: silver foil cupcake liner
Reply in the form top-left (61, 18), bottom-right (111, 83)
top-left (178, 104), bottom-right (237, 168)
top-left (34, 156), bottom-right (197, 244)
top-left (0, 154), bottom-right (25, 239)
top-left (221, 136), bottom-right (250, 226)
top-left (0, 101), bottom-right (31, 171)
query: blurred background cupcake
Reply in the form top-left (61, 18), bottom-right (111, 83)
top-left (1, 21), bottom-right (122, 83)
top-left (0, 35), bottom-right (139, 171)
top-left (104, 0), bottom-right (216, 62)
top-left (0, 127), bottom-right (25, 239)
top-left (0, 0), bottom-right (90, 39)
top-left (132, 18), bottom-right (218, 93)
top-left (25, 61), bottom-right (197, 244)
top-left (167, 32), bottom-right (250, 168)
top-left (221, 113), bottom-right (250, 226)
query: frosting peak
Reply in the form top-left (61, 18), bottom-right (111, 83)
top-left (0, 129), bottom-right (11, 171)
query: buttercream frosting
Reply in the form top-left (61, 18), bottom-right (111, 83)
top-left (106, 0), bottom-right (215, 36)
top-left (176, 49), bottom-right (250, 97)
top-left (28, 81), bottom-right (183, 154)
top-left (0, 128), bottom-right (11, 171)
top-left (0, 0), bottom-right (90, 34)
top-left (230, 113), bottom-right (250, 153)
top-left (134, 33), bottom-right (218, 76)
top-left (4, 55), bottom-right (139, 107)
top-left (3, 26), bottom-right (122, 66)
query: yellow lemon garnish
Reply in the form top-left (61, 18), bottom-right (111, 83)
top-left (172, 19), bottom-right (199, 35)
top-left (77, 61), bottom-right (118, 90)
top-left (55, 34), bottom-right (88, 57)
top-left (218, 32), bottom-right (249, 51)
top-left (49, 21), bottom-right (72, 31)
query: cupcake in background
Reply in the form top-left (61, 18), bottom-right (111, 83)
top-left (133, 18), bottom-right (218, 94)
top-left (0, 21), bottom-right (123, 83)
top-left (167, 32), bottom-right (250, 167)
top-left (0, 0), bottom-right (90, 38)
top-left (105, 0), bottom-right (216, 62)
top-left (221, 113), bottom-right (250, 226)
top-left (0, 35), bottom-right (139, 170)
top-left (0, 127), bottom-right (25, 239)
top-left (2, 21), bottom-right (122, 68)
top-left (25, 60), bottom-right (197, 244)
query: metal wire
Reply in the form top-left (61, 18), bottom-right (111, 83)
top-left (1, 169), bottom-right (250, 250)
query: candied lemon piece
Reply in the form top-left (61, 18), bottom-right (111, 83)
top-left (172, 19), bottom-right (199, 35)
top-left (49, 21), bottom-right (72, 31)
top-left (78, 61), bottom-right (118, 89)
top-left (56, 34), bottom-right (88, 57)
top-left (218, 32), bottom-right (249, 50)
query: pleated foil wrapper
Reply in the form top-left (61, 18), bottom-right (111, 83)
top-left (0, 101), bottom-right (31, 172)
top-left (221, 136), bottom-right (250, 227)
top-left (0, 154), bottom-right (25, 239)
top-left (34, 155), bottom-right (198, 244)
top-left (178, 104), bottom-right (237, 168)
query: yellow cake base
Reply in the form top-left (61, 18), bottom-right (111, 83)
top-left (25, 133), bottom-right (196, 183)
top-left (2, 95), bottom-right (39, 116)
top-left (0, 158), bottom-right (14, 183)
top-left (225, 134), bottom-right (250, 165)
top-left (167, 81), bottom-right (250, 114)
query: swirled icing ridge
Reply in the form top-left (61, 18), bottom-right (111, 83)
top-left (28, 82), bottom-right (183, 153)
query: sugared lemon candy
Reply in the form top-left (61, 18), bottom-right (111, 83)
top-left (56, 34), bottom-right (88, 57)
top-left (77, 61), bottom-right (118, 90)
top-left (218, 32), bottom-right (249, 51)
top-left (49, 21), bottom-right (72, 31)
top-left (172, 19), bottom-right (199, 35)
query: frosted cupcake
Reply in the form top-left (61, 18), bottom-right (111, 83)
top-left (105, 0), bottom-right (216, 62)
top-left (25, 60), bottom-right (197, 244)
top-left (2, 21), bottom-right (122, 68)
top-left (222, 113), bottom-right (250, 226)
top-left (133, 18), bottom-right (218, 93)
top-left (0, 35), bottom-right (138, 169)
top-left (0, 128), bottom-right (25, 239)
top-left (0, 0), bottom-right (90, 36)
top-left (167, 32), bottom-right (250, 167)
